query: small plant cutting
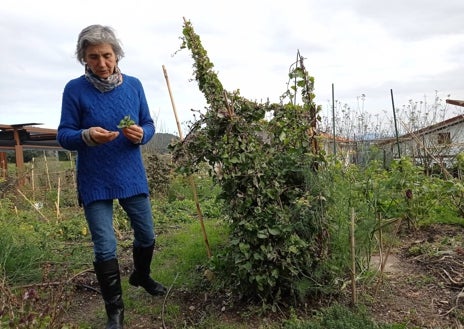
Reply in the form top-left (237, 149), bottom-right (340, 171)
top-left (117, 115), bottom-right (135, 128)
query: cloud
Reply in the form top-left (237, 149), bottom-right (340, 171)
top-left (348, 0), bottom-right (464, 39)
top-left (0, 0), bottom-right (463, 135)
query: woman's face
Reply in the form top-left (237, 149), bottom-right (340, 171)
top-left (84, 43), bottom-right (117, 79)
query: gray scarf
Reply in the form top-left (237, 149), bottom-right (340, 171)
top-left (85, 65), bottom-right (123, 93)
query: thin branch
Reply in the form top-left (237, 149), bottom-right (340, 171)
top-left (16, 188), bottom-right (49, 222)
top-left (162, 272), bottom-right (179, 329)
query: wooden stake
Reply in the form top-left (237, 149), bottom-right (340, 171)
top-left (43, 151), bottom-right (51, 190)
top-left (32, 157), bottom-right (36, 199)
top-left (162, 65), bottom-right (212, 259)
top-left (55, 176), bottom-right (61, 219)
top-left (163, 65), bottom-right (184, 141)
top-left (350, 207), bottom-right (357, 305)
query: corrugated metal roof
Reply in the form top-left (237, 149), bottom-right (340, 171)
top-left (0, 123), bottom-right (60, 150)
top-left (446, 99), bottom-right (464, 107)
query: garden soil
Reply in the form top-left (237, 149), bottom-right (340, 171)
top-left (62, 224), bottom-right (464, 328)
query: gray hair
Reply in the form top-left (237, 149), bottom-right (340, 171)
top-left (75, 24), bottom-right (125, 65)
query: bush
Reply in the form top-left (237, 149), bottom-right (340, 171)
top-left (173, 21), bottom-right (331, 307)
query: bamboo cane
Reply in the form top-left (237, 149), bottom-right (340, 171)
top-left (43, 151), bottom-right (51, 190)
top-left (31, 157), bottom-right (36, 200)
top-left (162, 64), bottom-right (212, 259)
top-left (55, 176), bottom-right (61, 219)
top-left (350, 207), bottom-right (357, 305)
top-left (68, 151), bottom-right (78, 207)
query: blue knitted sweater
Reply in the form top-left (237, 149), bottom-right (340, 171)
top-left (57, 74), bottom-right (155, 206)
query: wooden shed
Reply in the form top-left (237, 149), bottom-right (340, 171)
top-left (0, 123), bottom-right (60, 178)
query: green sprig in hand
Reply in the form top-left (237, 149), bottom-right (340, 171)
top-left (117, 115), bottom-right (135, 128)
top-left (117, 115), bottom-right (143, 144)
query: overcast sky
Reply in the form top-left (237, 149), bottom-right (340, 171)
top-left (1, 0), bottom-right (463, 136)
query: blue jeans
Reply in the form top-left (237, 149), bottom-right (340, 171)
top-left (84, 194), bottom-right (155, 262)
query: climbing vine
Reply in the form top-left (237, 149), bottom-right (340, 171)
top-left (172, 19), bottom-right (330, 306)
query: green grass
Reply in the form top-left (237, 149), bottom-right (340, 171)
top-left (2, 158), bottom-right (463, 328)
top-left (0, 204), bottom-right (447, 328)
top-left (282, 304), bottom-right (409, 329)
top-left (153, 219), bottom-right (227, 288)
top-left (119, 219), bottom-right (232, 328)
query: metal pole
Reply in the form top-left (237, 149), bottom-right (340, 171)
top-left (332, 83), bottom-right (336, 156)
top-left (391, 89), bottom-right (401, 158)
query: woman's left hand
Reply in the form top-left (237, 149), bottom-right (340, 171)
top-left (121, 125), bottom-right (144, 144)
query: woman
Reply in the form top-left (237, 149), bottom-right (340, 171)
top-left (57, 24), bottom-right (166, 329)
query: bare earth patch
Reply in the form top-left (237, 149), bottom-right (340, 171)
top-left (366, 224), bottom-right (464, 329)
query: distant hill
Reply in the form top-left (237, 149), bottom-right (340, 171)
top-left (143, 132), bottom-right (179, 154)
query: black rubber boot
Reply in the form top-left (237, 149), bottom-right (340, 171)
top-left (129, 243), bottom-right (167, 296)
top-left (94, 259), bottom-right (124, 329)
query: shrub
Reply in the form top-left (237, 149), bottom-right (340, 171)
top-left (172, 20), bottom-right (331, 307)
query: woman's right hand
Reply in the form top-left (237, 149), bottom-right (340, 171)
top-left (89, 127), bottom-right (119, 144)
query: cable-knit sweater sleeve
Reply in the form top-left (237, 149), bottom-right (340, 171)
top-left (57, 77), bottom-right (89, 151)
top-left (126, 76), bottom-right (155, 145)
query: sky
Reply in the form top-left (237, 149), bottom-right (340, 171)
top-left (1, 0), bottom-right (464, 136)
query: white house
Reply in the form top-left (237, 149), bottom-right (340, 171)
top-left (377, 105), bottom-right (464, 171)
